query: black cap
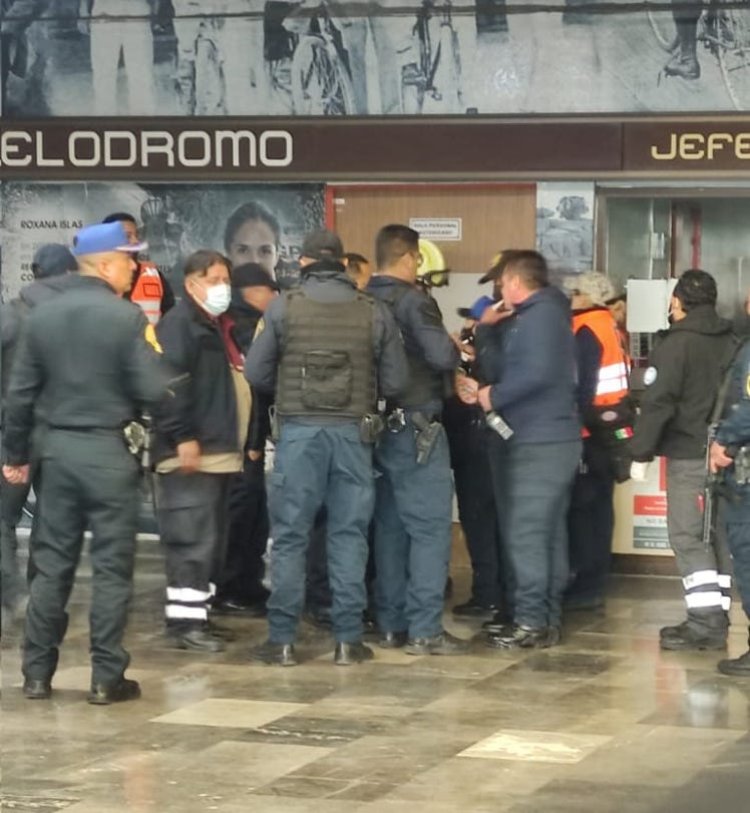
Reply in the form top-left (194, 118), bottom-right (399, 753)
top-left (232, 262), bottom-right (279, 291)
top-left (32, 243), bottom-right (78, 278)
top-left (301, 228), bottom-right (344, 261)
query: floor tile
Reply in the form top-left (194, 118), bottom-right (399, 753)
top-left (150, 698), bottom-right (309, 728)
top-left (457, 729), bottom-right (611, 764)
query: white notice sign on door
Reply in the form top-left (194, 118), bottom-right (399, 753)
top-left (409, 218), bottom-right (462, 241)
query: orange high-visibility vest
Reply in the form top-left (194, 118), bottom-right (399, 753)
top-left (130, 263), bottom-right (163, 325)
top-left (573, 308), bottom-right (630, 437)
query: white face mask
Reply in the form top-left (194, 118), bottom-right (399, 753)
top-left (198, 282), bottom-right (231, 316)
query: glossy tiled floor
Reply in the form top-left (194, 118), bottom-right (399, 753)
top-left (2, 545), bottom-right (750, 813)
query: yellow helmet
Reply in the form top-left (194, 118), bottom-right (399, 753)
top-left (418, 239), bottom-right (449, 287)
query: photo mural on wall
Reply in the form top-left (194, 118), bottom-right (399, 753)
top-left (0, 181), bottom-right (325, 301)
top-left (3, 0), bottom-right (750, 118)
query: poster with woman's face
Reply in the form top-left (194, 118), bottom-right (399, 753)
top-left (0, 182), bottom-right (325, 301)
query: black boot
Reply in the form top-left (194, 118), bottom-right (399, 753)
top-left (486, 623), bottom-right (554, 650)
top-left (250, 640), bottom-right (298, 666)
top-left (660, 620), bottom-right (726, 651)
top-left (664, 16), bottom-right (700, 79)
top-left (334, 642), bottom-right (374, 665)
top-left (718, 650), bottom-right (750, 677)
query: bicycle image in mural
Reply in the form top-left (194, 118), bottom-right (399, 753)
top-left (3, 0), bottom-right (750, 117)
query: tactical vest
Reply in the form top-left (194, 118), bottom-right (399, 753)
top-left (130, 263), bottom-right (164, 325)
top-left (276, 290), bottom-right (376, 418)
top-left (381, 285), bottom-right (445, 409)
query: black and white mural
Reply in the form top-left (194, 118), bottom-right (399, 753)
top-left (2, 1), bottom-right (749, 118)
top-left (0, 181), bottom-right (325, 300)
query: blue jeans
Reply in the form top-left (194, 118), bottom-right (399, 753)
top-left (493, 440), bottom-right (581, 629)
top-left (266, 422), bottom-right (373, 644)
top-left (373, 418), bottom-right (453, 638)
top-left (723, 482), bottom-right (750, 623)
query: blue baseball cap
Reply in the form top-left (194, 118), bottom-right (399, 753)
top-left (72, 222), bottom-right (147, 257)
top-left (457, 295), bottom-right (495, 321)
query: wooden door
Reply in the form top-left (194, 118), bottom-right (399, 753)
top-left (328, 184), bottom-right (537, 274)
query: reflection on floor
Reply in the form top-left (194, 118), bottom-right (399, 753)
top-left (2, 548), bottom-right (750, 813)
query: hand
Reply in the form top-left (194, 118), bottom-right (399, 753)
top-left (456, 375), bottom-right (479, 405)
top-left (247, 449), bottom-right (263, 462)
top-left (479, 305), bottom-right (513, 325)
top-left (2, 464), bottom-right (29, 485)
top-left (177, 440), bottom-right (201, 473)
top-left (477, 386), bottom-right (493, 412)
top-left (710, 441), bottom-right (734, 473)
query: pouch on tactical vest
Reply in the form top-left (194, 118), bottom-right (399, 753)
top-left (302, 350), bottom-right (353, 410)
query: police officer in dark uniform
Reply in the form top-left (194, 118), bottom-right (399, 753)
top-left (630, 270), bottom-right (735, 651)
top-left (2, 222), bottom-right (170, 704)
top-left (244, 229), bottom-right (407, 666)
top-left (368, 224), bottom-right (467, 655)
top-left (710, 335), bottom-right (750, 677)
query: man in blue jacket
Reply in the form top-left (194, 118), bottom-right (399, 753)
top-left (462, 250), bottom-right (581, 648)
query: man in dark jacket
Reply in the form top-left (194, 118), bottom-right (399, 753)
top-left (368, 224), bottom-right (467, 656)
top-left (1, 243), bottom-right (78, 617)
top-left (631, 270), bottom-right (736, 651)
top-left (213, 263), bottom-right (279, 616)
top-left (245, 229), bottom-right (408, 666)
top-left (2, 221), bottom-right (170, 704)
top-left (154, 250), bottom-right (250, 653)
top-left (462, 250), bottom-right (581, 649)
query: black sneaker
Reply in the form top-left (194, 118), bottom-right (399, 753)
top-left (664, 54), bottom-right (700, 80)
top-left (250, 640), bottom-right (298, 667)
top-left (482, 614), bottom-right (514, 635)
top-left (405, 631), bottom-right (469, 656)
top-left (452, 601), bottom-right (498, 620)
top-left (88, 678), bottom-right (141, 705)
top-left (718, 650), bottom-right (750, 677)
top-left (486, 623), bottom-right (552, 649)
top-left (211, 598), bottom-right (267, 618)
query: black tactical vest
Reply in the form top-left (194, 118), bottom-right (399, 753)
top-left (276, 290), bottom-right (376, 418)
top-left (380, 285), bottom-right (446, 409)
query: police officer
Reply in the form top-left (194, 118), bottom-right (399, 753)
top-left (630, 270), bottom-right (735, 651)
top-left (244, 228), bottom-right (407, 666)
top-left (368, 224), bottom-right (467, 655)
top-left (710, 331), bottom-right (750, 676)
top-left (2, 221), bottom-right (169, 704)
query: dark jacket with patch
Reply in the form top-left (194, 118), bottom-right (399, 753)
top-left (630, 305), bottom-right (736, 461)
top-left (153, 296), bottom-right (243, 463)
top-left (3, 276), bottom-right (169, 465)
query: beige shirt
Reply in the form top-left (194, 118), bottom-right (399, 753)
top-left (156, 366), bottom-right (252, 475)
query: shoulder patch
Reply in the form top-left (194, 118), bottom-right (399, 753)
top-left (643, 366), bottom-right (658, 386)
top-left (144, 324), bottom-right (163, 353)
